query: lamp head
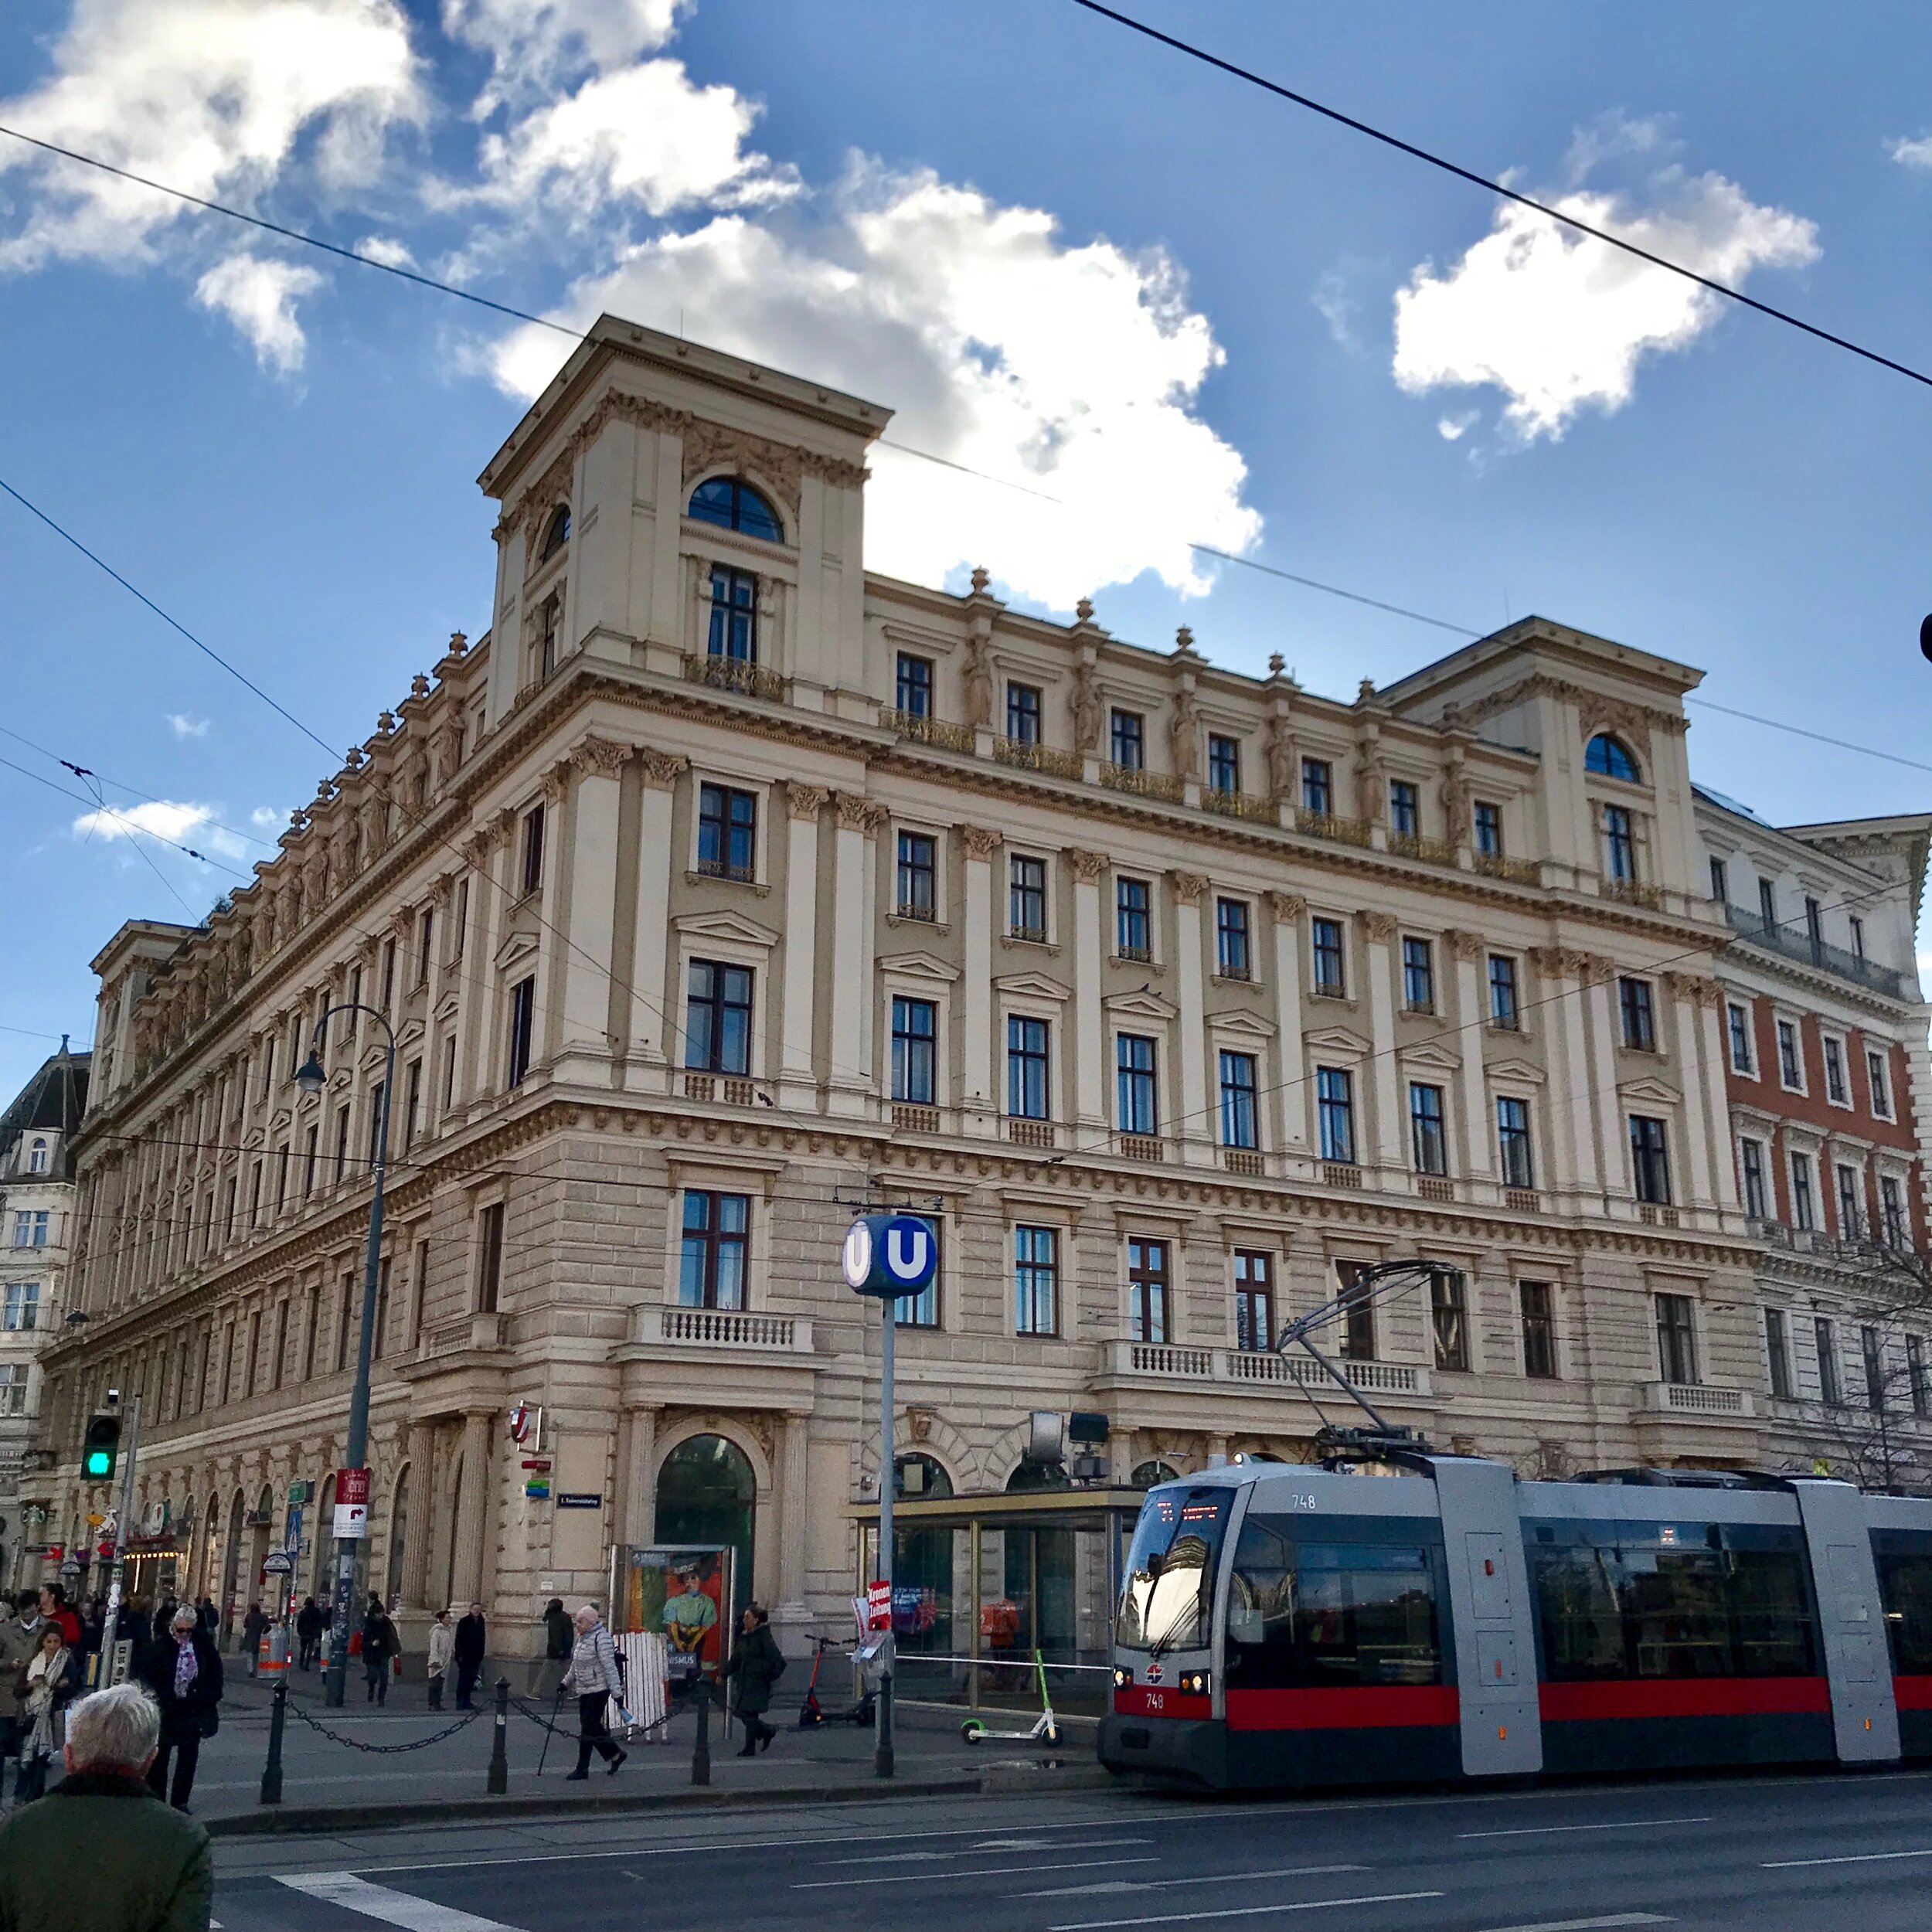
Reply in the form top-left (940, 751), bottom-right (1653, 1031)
top-left (295, 1053), bottom-right (326, 1097)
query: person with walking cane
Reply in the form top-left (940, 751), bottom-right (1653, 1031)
top-left (561, 1604), bottom-right (627, 1780)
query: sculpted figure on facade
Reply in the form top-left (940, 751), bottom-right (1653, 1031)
top-left (1070, 658), bottom-right (1101, 756)
top-left (961, 631), bottom-right (993, 729)
top-left (1168, 682), bottom-right (1199, 781)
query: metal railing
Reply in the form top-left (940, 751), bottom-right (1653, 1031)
top-left (1725, 905), bottom-right (1908, 998)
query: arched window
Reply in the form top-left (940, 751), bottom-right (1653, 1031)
top-left (893, 1452), bottom-right (951, 1500)
top-left (1130, 1458), bottom-right (1179, 1488)
top-left (657, 1434), bottom-right (757, 1621)
top-left (1585, 733), bottom-right (1641, 783)
top-left (539, 504), bottom-right (570, 561)
top-left (27, 1138), bottom-right (47, 1175)
top-left (386, 1464), bottom-right (411, 1604)
top-left (688, 477), bottom-right (784, 543)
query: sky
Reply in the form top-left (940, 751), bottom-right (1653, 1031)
top-left (2, 0), bottom-right (1930, 1102)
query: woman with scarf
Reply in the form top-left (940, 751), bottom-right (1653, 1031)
top-left (141, 1603), bottom-right (223, 1811)
top-left (15, 1623), bottom-right (77, 1801)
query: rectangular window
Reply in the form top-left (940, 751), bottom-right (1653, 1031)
top-left (371, 1257), bottom-right (389, 1362)
top-left (2, 1282), bottom-right (39, 1331)
top-left (895, 652), bottom-right (932, 719)
top-left (475, 1202), bottom-right (504, 1315)
top-left (1317, 1066), bottom-right (1355, 1164)
top-left (333, 1102), bottom-right (350, 1182)
top-left (1219, 1050), bottom-right (1258, 1149)
top-left (1777, 1020), bottom-right (1802, 1088)
top-left (1805, 895), bottom-right (1824, 947)
top-left (506, 976), bottom-right (536, 1087)
top-left (1791, 1151), bottom-right (1816, 1232)
top-left (1709, 855), bottom-right (1728, 902)
top-left (1111, 709), bottom-right (1145, 770)
top-left (1911, 1335), bottom-right (1930, 1418)
top-left (417, 906), bottom-right (434, 984)
top-left (679, 1190), bottom-right (749, 1309)
top-left (1388, 779), bottom-right (1420, 835)
top-left (1014, 1225), bottom-right (1058, 1335)
top-left (896, 831), bottom-right (937, 919)
top-left (334, 1274), bottom-right (352, 1371)
top-left (890, 997), bottom-right (937, 1104)
top-left (379, 938), bottom-right (396, 1011)
top-left (1850, 915), bottom-right (1866, 961)
top-left (1127, 1236), bottom-right (1169, 1343)
top-left (1005, 682), bottom-right (1042, 744)
top-left (11, 1210), bottom-right (47, 1248)
top-left (1604, 804), bottom-right (1636, 880)
top-left (0, 1365), bottom-right (24, 1417)
top-left (1300, 757), bottom-right (1333, 816)
top-left (1764, 1307), bottom-right (1794, 1400)
top-left (1883, 1174), bottom-right (1907, 1249)
top-left (442, 1032), bottom-right (457, 1113)
top-left (1311, 917), bottom-right (1346, 997)
top-left (1233, 1250), bottom-right (1274, 1354)
top-left (1824, 1036), bottom-right (1848, 1104)
top-left (1474, 801), bottom-right (1502, 856)
top-left (1759, 877), bottom-right (1778, 929)
top-left (1869, 1048), bottom-right (1893, 1120)
top-left (1401, 936), bottom-right (1434, 1012)
top-left (1430, 1268), bottom-right (1468, 1372)
top-left (1117, 1034), bottom-right (1159, 1135)
top-left (1727, 1002), bottom-right (1754, 1073)
top-left (1216, 897), bottom-right (1251, 979)
top-left (1337, 1261), bottom-right (1376, 1360)
top-left (403, 1057), bottom-right (423, 1152)
top-left (1497, 1096), bottom-right (1535, 1189)
top-left (697, 783), bottom-right (758, 883)
top-left (1741, 1138), bottom-right (1768, 1220)
top-left (1115, 876), bottom-right (1151, 960)
top-left (1816, 1317), bottom-right (1842, 1406)
top-left (1520, 1282), bottom-right (1557, 1379)
top-left (1617, 977), bottom-right (1655, 1050)
top-left (1007, 1015), bottom-right (1050, 1120)
top-left (1630, 1115), bottom-right (1672, 1205)
top-left (1655, 1292), bottom-right (1698, 1385)
top-left (1409, 1083), bottom-right (1447, 1176)
top-left (302, 1285), bottom-right (318, 1379)
top-left (1207, 733), bottom-right (1240, 795)
top-left (520, 804), bottom-right (545, 896)
top-left (1836, 1162), bottom-right (1864, 1240)
top-left (706, 564), bottom-right (757, 661)
top-left (453, 878), bottom-right (469, 959)
top-left (1488, 954), bottom-right (1520, 1029)
top-left (893, 1216), bottom-right (940, 1328)
top-left (684, 959), bottom-right (753, 1074)
top-left (1009, 854), bottom-right (1046, 940)
top-left (1863, 1326), bottom-right (1886, 1411)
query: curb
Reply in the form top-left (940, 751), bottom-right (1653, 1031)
top-left (205, 1764), bottom-right (1114, 1837)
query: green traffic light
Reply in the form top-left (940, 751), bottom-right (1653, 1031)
top-left (84, 1449), bottom-right (113, 1478)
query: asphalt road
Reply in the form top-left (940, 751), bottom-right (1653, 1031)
top-left (209, 1767), bottom-right (1932, 1932)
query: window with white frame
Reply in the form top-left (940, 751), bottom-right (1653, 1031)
top-left (1219, 1051), bottom-right (1258, 1149)
top-left (1835, 1162), bottom-right (1865, 1240)
top-left (1009, 854), bottom-right (1047, 941)
top-left (1216, 897), bottom-right (1252, 980)
top-left (1317, 1067), bottom-right (1355, 1164)
top-left (1868, 1048), bottom-right (1894, 1120)
top-left (1115, 877), bottom-right (1151, 961)
top-left (1618, 977), bottom-right (1656, 1051)
top-left (1655, 1292), bottom-right (1698, 1384)
top-left (890, 997), bottom-right (937, 1104)
top-left (1496, 1096), bottom-right (1536, 1189)
top-left (2, 1281), bottom-right (39, 1330)
top-left (1401, 937), bottom-right (1434, 1013)
top-left (679, 1189), bottom-right (749, 1308)
top-left (1777, 1019), bottom-right (1803, 1090)
top-left (1014, 1225), bottom-right (1058, 1335)
top-left (1117, 1034), bottom-right (1159, 1136)
top-left (1726, 1002), bottom-right (1754, 1073)
top-left (1791, 1150), bottom-right (1816, 1232)
top-left (1007, 1015), bottom-right (1050, 1120)
top-left (697, 783), bottom-right (757, 883)
top-left (1740, 1138), bottom-right (1768, 1220)
top-left (1815, 1315), bottom-right (1843, 1405)
top-left (896, 832), bottom-right (937, 920)
top-left (11, 1211), bottom-right (47, 1248)
top-left (1882, 1173), bottom-right (1908, 1247)
top-left (1630, 1116), bottom-right (1672, 1205)
top-left (1764, 1306), bottom-right (1794, 1399)
top-left (1410, 1083), bottom-right (1447, 1176)
top-left (1488, 954), bottom-right (1520, 1030)
top-left (1127, 1236), bottom-right (1169, 1343)
top-left (1822, 1035), bottom-right (1849, 1106)
top-left (0, 1365), bottom-right (23, 1416)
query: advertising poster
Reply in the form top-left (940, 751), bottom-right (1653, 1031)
top-left (618, 1545), bottom-right (731, 1684)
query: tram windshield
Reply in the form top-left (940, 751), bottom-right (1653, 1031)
top-left (1117, 1488), bottom-right (1230, 1654)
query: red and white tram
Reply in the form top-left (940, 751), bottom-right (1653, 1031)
top-left (1100, 1451), bottom-right (1932, 1788)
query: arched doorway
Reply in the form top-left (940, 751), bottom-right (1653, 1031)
top-left (386, 1464), bottom-right (411, 1605)
top-left (655, 1435), bottom-right (755, 1620)
top-left (197, 1492), bottom-right (222, 1607)
top-left (219, 1490), bottom-right (246, 1641)
top-left (247, 1484), bottom-right (274, 1618)
top-left (313, 1474), bottom-right (335, 1604)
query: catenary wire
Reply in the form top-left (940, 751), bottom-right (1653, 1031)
top-left (1066, 0), bottom-right (1932, 393)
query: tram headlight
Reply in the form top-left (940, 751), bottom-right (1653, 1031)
top-left (1113, 1667), bottom-right (1132, 1688)
top-left (1179, 1671), bottom-right (1209, 1696)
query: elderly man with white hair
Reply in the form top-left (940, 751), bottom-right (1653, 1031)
top-left (0, 1681), bottom-right (212, 1932)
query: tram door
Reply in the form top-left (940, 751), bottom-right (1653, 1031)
top-left (1791, 1480), bottom-right (1900, 1762)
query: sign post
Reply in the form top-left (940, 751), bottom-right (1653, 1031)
top-left (841, 1212), bottom-right (938, 1781)
top-left (97, 1393), bottom-right (142, 1691)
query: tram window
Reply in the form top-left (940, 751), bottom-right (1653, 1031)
top-left (1224, 1517), bottom-right (1444, 1689)
top-left (1874, 1546), bottom-right (1932, 1675)
top-left (1117, 1490), bottom-right (1229, 1652)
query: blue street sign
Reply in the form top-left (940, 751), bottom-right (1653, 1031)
top-left (842, 1213), bottom-right (938, 1299)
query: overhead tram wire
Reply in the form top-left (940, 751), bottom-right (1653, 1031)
top-left (1065, 0), bottom-right (1932, 394)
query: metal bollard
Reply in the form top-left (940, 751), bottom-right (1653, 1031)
top-left (692, 1683), bottom-right (711, 1786)
top-left (259, 1679), bottom-right (287, 1806)
top-left (488, 1677), bottom-right (509, 1795)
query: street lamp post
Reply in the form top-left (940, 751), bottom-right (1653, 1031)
top-left (298, 1002), bottom-right (396, 1709)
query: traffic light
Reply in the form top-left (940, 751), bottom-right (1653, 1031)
top-left (83, 1412), bottom-right (121, 1482)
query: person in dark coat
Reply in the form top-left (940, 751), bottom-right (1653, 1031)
top-left (721, 1603), bottom-right (785, 1755)
top-left (294, 1596), bottom-right (324, 1670)
top-left (240, 1601), bottom-right (268, 1678)
top-left (543, 1597), bottom-right (573, 1661)
top-left (0, 1681), bottom-right (213, 1932)
top-left (122, 1597), bottom-right (155, 1680)
top-left (141, 1604), bottom-right (223, 1811)
top-left (453, 1600), bottom-right (487, 1709)
top-left (359, 1596), bottom-right (400, 1705)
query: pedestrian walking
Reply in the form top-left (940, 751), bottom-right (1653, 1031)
top-left (141, 1605), bottom-right (223, 1812)
top-left (0, 1681), bottom-right (213, 1932)
top-left (453, 1600), bottom-right (486, 1709)
top-left (360, 1596), bottom-right (400, 1705)
top-left (561, 1604), bottom-right (627, 1780)
top-left (16, 1624), bottom-right (79, 1803)
top-left (240, 1602), bottom-right (267, 1679)
top-left (721, 1604), bottom-right (785, 1756)
top-left (294, 1595), bottom-right (323, 1670)
top-left (543, 1597), bottom-right (572, 1660)
top-left (1, 1590), bottom-right (45, 1805)
top-left (425, 1610), bottom-right (454, 1710)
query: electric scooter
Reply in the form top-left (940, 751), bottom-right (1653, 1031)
top-left (798, 1635), bottom-right (876, 1728)
top-left (960, 1648), bottom-right (1060, 1747)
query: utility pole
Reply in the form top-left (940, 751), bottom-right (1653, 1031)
top-left (99, 1393), bottom-right (142, 1685)
top-left (875, 1286), bottom-right (895, 1779)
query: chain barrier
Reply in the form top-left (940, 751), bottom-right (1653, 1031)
top-left (509, 1692), bottom-right (676, 1743)
top-left (283, 1699), bottom-right (484, 1753)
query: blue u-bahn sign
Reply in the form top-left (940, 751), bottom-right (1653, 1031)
top-left (842, 1213), bottom-right (938, 1300)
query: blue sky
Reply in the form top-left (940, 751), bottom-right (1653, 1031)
top-left (2, 0), bottom-right (1930, 1101)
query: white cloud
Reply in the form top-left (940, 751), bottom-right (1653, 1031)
top-left (165, 713), bottom-right (210, 738)
top-left (1392, 165), bottom-right (1819, 441)
top-left (195, 252), bottom-right (324, 371)
top-left (250, 805), bottom-right (286, 828)
top-left (491, 164), bottom-right (1260, 610)
top-left (356, 233), bottom-right (415, 268)
top-left (444, 0), bottom-right (685, 109)
top-left (71, 798), bottom-right (246, 860)
top-left (1436, 411), bottom-right (1478, 442)
top-left (1312, 270), bottom-right (1359, 350)
top-left (1892, 135), bottom-right (1932, 169)
top-left (0, 0), bottom-right (423, 272)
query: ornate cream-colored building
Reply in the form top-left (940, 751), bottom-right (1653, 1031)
top-left (28, 319), bottom-right (1931, 1655)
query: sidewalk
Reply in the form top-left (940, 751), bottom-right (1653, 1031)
top-left (182, 1668), bottom-right (1102, 1834)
